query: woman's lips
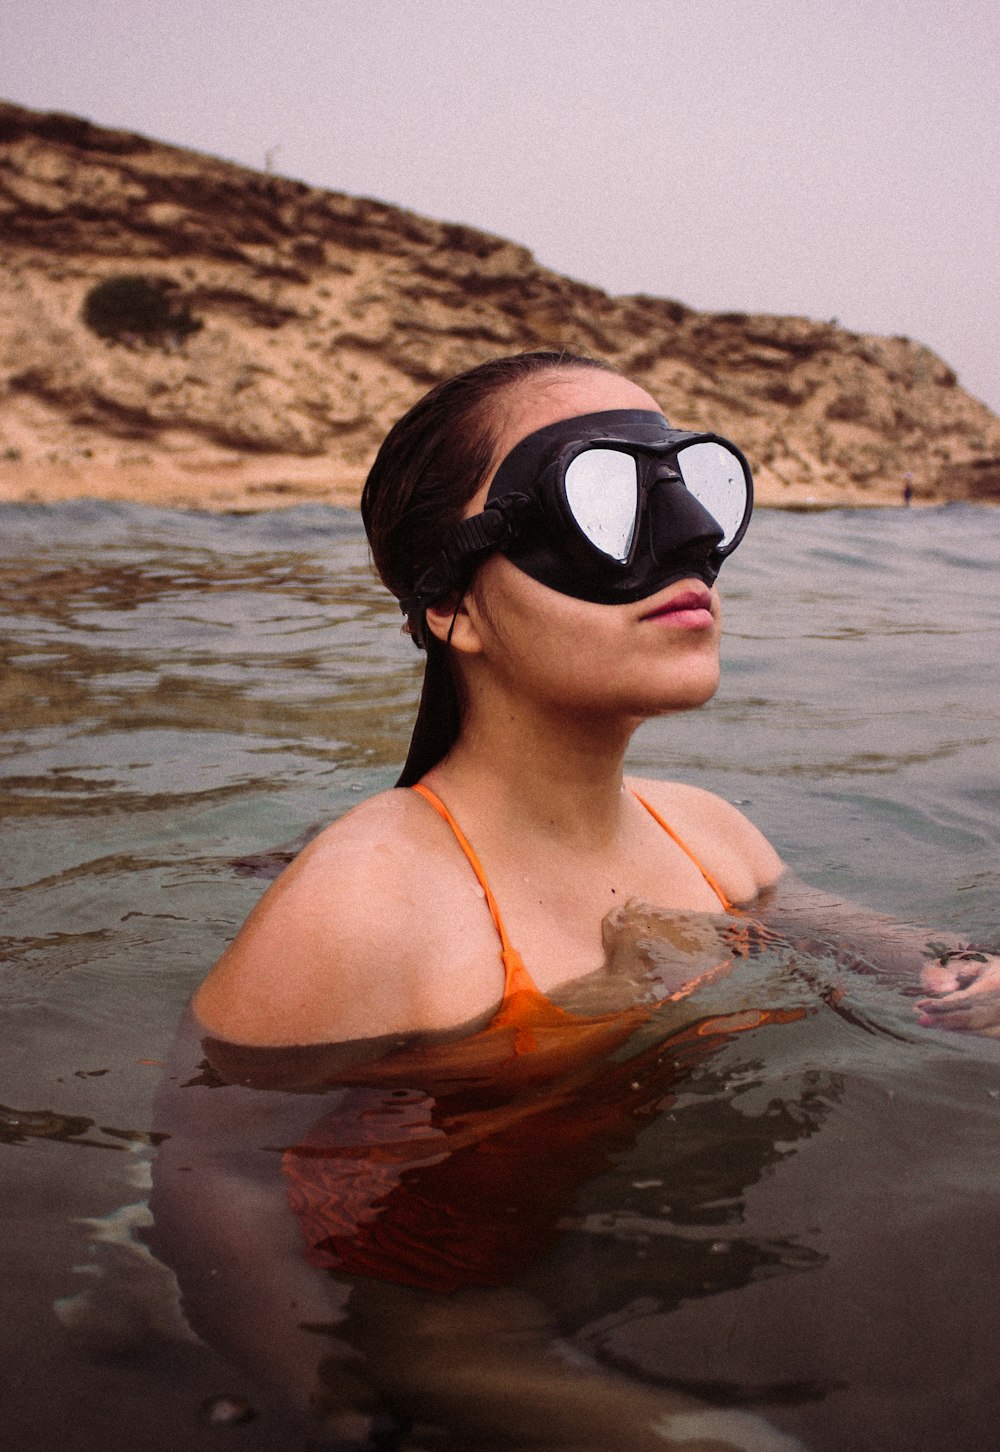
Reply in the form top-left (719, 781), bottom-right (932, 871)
top-left (640, 586), bottom-right (714, 627)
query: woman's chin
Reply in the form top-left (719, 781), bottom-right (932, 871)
top-left (651, 688), bottom-right (719, 717)
top-left (642, 660), bottom-right (721, 714)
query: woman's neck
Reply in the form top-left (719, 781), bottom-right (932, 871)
top-left (427, 692), bottom-right (641, 848)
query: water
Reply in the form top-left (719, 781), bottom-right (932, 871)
top-left (2, 500), bottom-right (999, 1450)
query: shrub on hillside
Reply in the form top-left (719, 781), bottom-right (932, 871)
top-left (81, 275), bottom-right (202, 345)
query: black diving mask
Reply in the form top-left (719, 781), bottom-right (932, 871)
top-left (402, 409), bottom-right (753, 646)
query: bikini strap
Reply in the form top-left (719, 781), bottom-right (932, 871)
top-left (630, 789), bottom-right (733, 912)
top-left (410, 783), bottom-right (532, 991)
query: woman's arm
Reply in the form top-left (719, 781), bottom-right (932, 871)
top-left (752, 869), bottom-right (1000, 1034)
top-left (147, 1014), bottom-right (353, 1413)
top-left (633, 779), bottom-right (1000, 1034)
top-left (754, 870), bottom-right (957, 976)
top-left (193, 804), bottom-right (420, 1046)
top-left (191, 790), bottom-right (501, 1048)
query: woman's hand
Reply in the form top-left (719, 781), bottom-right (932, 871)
top-left (917, 953), bottom-right (1000, 1036)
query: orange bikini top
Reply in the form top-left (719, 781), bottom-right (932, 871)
top-left (411, 781), bottom-right (732, 1029)
top-left (283, 784), bottom-right (785, 1094)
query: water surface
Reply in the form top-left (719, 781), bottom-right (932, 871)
top-left (1, 501), bottom-right (998, 1450)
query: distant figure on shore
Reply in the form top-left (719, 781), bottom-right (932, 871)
top-left (902, 473), bottom-right (914, 506)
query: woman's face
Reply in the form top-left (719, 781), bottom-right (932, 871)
top-left (452, 368), bottom-right (724, 723)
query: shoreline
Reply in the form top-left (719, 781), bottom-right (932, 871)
top-left (0, 459), bottom-right (958, 513)
top-left (3, 100), bottom-right (997, 524)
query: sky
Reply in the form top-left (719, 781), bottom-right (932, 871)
top-left (2, 0), bottom-right (998, 412)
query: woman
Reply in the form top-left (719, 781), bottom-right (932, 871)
top-left (156, 352), bottom-right (998, 1450)
top-left (192, 349), bottom-right (996, 1055)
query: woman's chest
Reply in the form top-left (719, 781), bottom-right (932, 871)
top-left (424, 841), bottom-right (732, 1013)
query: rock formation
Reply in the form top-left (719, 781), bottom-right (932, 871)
top-left (1, 99), bottom-right (997, 509)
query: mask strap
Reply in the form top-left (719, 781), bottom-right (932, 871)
top-left (400, 493), bottom-right (533, 627)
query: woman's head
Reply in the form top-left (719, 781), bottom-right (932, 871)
top-left (361, 352), bottom-right (651, 785)
top-left (362, 352), bottom-right (746, 785)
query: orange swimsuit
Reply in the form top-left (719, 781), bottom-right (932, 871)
top-left (403, 782), bottom-right (734, 1072)
top-left (282, 787), bottom-right (801, 1291)
top-left (289, 783), bottom-right (736, 1094)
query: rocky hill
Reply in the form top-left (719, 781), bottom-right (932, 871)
top-left (1, 98), bottom-right (998, 510)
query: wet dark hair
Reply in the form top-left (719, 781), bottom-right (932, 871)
top-left (359, 350), bottom-right (619, 786)
top-left (361, 350), bottom-right (616, 613)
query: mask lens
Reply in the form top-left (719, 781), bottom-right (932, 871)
top-left (564, 448), bottom-right (639, 562)
top-left (675, 441), bottom-right (748, 547)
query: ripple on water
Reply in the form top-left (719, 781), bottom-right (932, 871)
top-left (0, 501), bottom-right (998, 1449)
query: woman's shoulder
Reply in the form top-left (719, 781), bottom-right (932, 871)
top-left (192, 787), bottom-right (487, 1047)
top-left (244, 787), bottom-right (446, 909)
top-left (627, 776), bottom-right (783, 903)
top-left (258, 784), bottom-right (460, 878)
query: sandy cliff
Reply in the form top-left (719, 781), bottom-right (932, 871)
top-left (2, 99), bottom-right (998, 511)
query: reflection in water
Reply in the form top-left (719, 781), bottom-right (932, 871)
top-left (280, 1008), bottom-right (818, 1294)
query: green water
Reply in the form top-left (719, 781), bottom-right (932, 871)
top-left (1, 501), bottom-right (998, 1450)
